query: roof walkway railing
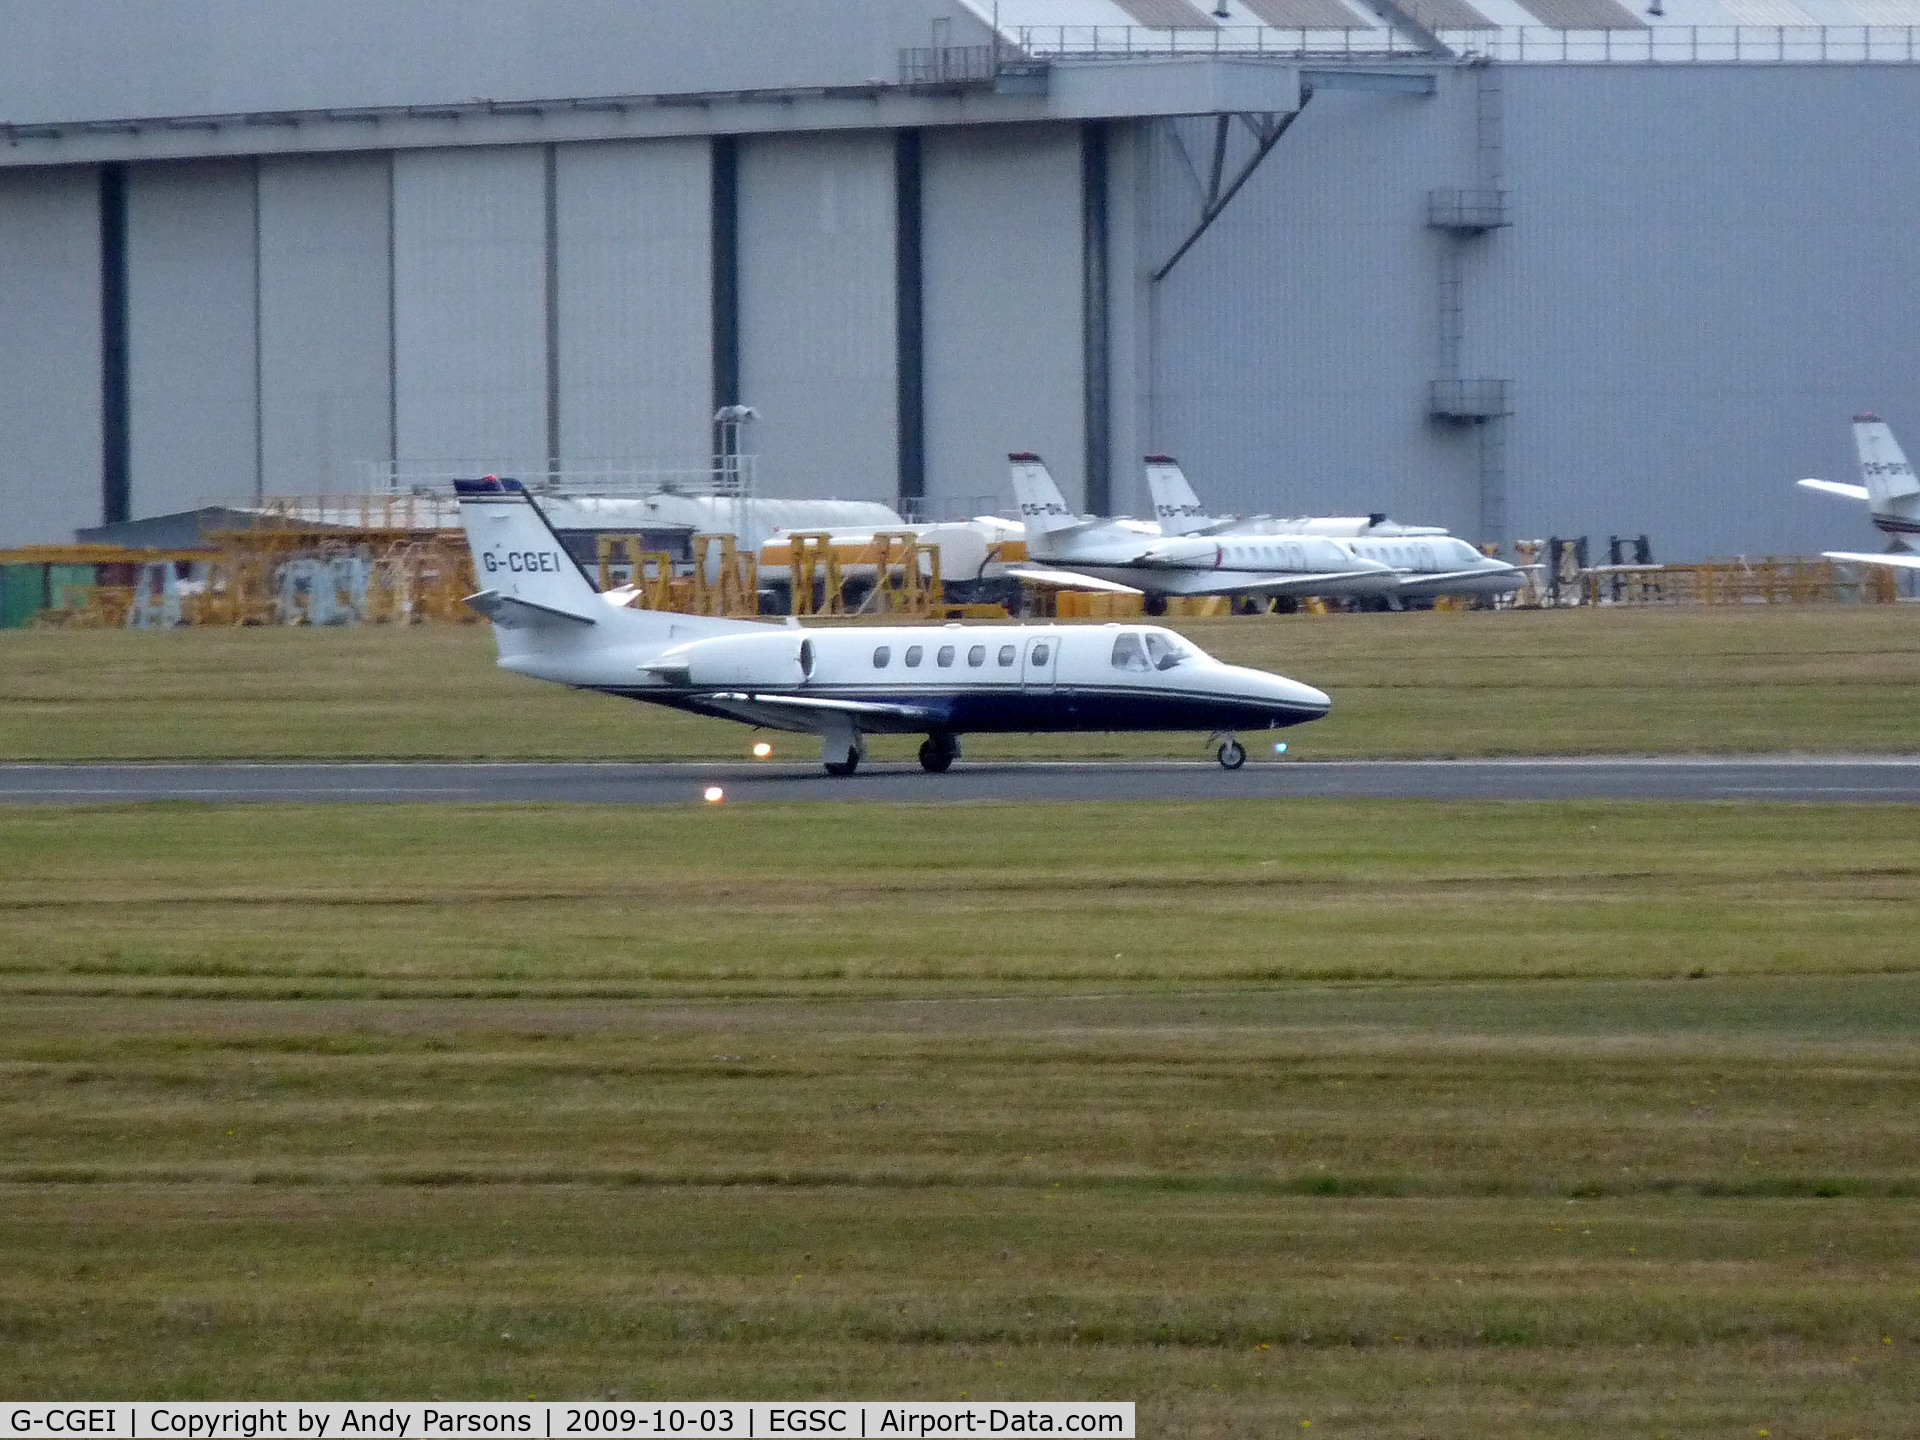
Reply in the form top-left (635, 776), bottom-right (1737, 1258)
top-left (1004, 23), bottom-right (1920, 63)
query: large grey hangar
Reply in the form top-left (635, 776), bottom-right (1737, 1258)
top-left (2, 0), bottom-right (1919, 558)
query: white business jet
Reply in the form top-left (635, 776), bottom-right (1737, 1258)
top-left (1147, 458), bottom-right (1446, 539)
top-left (1001, 454), bottom-right (1398, 599)
top-left (1798, 414), bottom-right (1920, 572)
top-left (1145, 457), bottom-right (1522, 598)
top-left (455, 477), bottom-right (1330, 774)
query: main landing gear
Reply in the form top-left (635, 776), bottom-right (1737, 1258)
top-left (1211, 733), bottom-right (1247, 770)
top-left (821, 724), bottom-right (867, 777)
top-left (918, 733), bottom-right (960, 774)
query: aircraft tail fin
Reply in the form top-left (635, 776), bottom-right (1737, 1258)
top-left (1144, 455), bottom-right (1214, 536)
top-left (1007, 453), bottom-right (1084, 536)
top-left (455, 477), bottom-right (604, 623)
top-left (1852, 415), bottom-right (1920, 526)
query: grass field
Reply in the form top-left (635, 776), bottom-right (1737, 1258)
top-left (3, 800), bottom-right (1917, 1435)
top-left (2, 605), bottom-right (1916, 761)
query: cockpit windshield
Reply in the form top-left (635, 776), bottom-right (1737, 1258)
top-left (1144, 631), bottom-right (1191, 671)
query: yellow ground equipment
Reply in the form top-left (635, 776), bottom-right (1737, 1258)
top-left (861, 531), bottom-right (943, 615)
top-left (761, 530), bottom-right (952, 617)
top-left (595, 535), bottom-right (675, 610)
top-left (1581, 556), bottom-right (1894, 606)
top-left (1054, 590), bottom-right (1147, 620)
top-left (690, 533), bottom-right (760, 617)
top-left (783, 532), bottom-right (848, 617)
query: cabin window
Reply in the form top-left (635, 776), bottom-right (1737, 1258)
top-left (1031, 642), bottom-right (1051, 666)
top-left (1143, 632), bottom-right (1190, 671)
top-left (872, 645), bottom-right (891, 668)
top-left (904, 645), bottom-right (923, 668)
top-left (1110, 633), bottom-right (1149, 672)
top-left (936, 645), bottom-right (955, 667)
top-left (997, 644), bottom-right (1016, 667)
top-left (967, 644), bottom-right (986, 667)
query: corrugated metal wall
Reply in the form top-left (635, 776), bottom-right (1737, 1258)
top-left (1146, 65), bottom-right (1920, 558)
top-left (738, 131), bottom-right (897, 502)
top-left (392, 146), bottom-right (547, 469)
top-left (555, 139), bottom-right (712, 468)
top-left (922, 123), bottom-right (1086, 517)
top-left (258, 154), bottom-right (392, 495)
top-left (0, 168), bottom-right (101, 547)
top-left (1493, 64), bottom-right (1920, 558)
top-left (1144, 79), bottom-right (1482, 535)
top-left (126, 160), bottom-right (259, 514)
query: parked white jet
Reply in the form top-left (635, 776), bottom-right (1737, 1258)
top-left (1146, 457), bottom-right (1523, 598)
top-left (1147, 457), bottom-right (1446, 539)
top-left (1798, 414), bottom-right (1920, 572)
top-left (1002, 454), bottom-right (1398, 599)
top-left (454, 477), bottom-right (1331, 774)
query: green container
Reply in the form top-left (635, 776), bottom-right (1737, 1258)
top-left (0, 564), bottom-right (51, 629)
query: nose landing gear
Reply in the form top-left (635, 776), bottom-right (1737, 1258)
top-left (1210, 733), bottom-right (1247, 770)
top-left (918, 733), bottom-right (960, 773)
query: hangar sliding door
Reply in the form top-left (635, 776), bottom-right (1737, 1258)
top-left (554, 139), bottom-right (711, 470)
top-left (257, 154), bottom-right (392, 495)
top-left (922, 125), bottom-right (1085, 518)
top-left (126, 161), bottom-right (259, 515)
top-left (737, 132), bottom-right (896, 503)
top-left (0, 168), bottom-right (101, 546)
top-left (392, 147), bottom-right (547, 472)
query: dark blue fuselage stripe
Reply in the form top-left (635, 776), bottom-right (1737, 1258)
top-left (594, 684), bottom-right (1325, 735)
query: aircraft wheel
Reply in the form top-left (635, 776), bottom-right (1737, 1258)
top-left (1216, 739), bottom-right (1247, 771)
top-left (824, 748), bottom-right (861, 777)
top-left (918, 735), bottom-right (957, 773)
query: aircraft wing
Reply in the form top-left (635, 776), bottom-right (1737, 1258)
top-left (1798, 478), bottom-right (1871, 501)
top-left (1153, 568), bottom-right (1398, 597)
top-left (999, 565), bottom-right (1144, 595)
top-left (1397, 567), bottom-right (1521, 589)
top-left (702, 691), bottom-right (946, 734)
top-left (1823, 550), bottom-right (1920, 571)
top-left (463, 589), bottom-right (599, 627)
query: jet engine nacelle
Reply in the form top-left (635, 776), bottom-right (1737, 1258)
top-left (664, 631), bottom-right (814, 687)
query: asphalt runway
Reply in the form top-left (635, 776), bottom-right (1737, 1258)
top-left (2, 757), bottom-right (1917, 804)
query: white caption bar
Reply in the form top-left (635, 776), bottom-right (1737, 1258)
top-left (2, 1405), bottom-right (1133, 1440)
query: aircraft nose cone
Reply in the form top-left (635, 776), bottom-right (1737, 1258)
top-left (1244, 669), bottom-right (1330, 716)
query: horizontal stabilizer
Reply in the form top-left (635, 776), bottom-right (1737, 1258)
top-left (999, 565), bottom-right (1144, 595)
top-left (1823, 550), bottom-right (1920, 571)
top-left (1798, 478), bottom-right (1871, 501)
top-left (463, 589), bottom-right (598, 627)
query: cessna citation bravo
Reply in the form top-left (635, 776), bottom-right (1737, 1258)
top-left (454, 475), bottom-right (1331, 775)
top-left (1146, 458), bottom-right (1524, 599)
top-left (1002, 454), bottom-right (1399, 599)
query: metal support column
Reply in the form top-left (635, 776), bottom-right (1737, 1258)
top-left (710, 136), bottom-right (740, 430)
top-left (1082, 121), bottom-right (1110, 518)
top-left (99, 163), bottom-right (129, 525)
top-left (894, 129), bottom-right (924, 517)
